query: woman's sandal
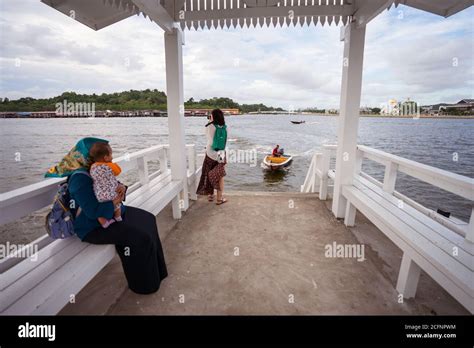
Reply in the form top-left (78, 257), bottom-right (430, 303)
top-left (216, 198), bottom-right (227, 205)
top-left (208, 194), bottom-right (215, 202)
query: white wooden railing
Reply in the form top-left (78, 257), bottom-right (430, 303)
top-left (0, 144), bottom-right (203, 226)
top-left (301, 144), bottom-right (336, 199)
top-left (302, 144), bottom-right (474, 240)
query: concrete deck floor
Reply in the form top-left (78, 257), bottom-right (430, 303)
top-left (60, 192), bottom-right (468, 315)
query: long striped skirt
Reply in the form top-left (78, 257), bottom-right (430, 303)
top-left (196, 155), bottom-right (226, 195)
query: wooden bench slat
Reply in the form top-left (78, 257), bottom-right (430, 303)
top-left (342, 185), bottom-right (474, 313)
top-left (0, 239), bottom-right (89, 312)
top-left (125, 172), bottom-right (172, 207)
top-left (354, 176), bottom-right (474, 261)
top-left (0, 237), bottom-right (79, 291)
top-left (2, 244), bottom-right (115, 315)
top-left (138, 181), bottom-right (183, 216)
top-left (342, 185), bottom-right (473, 295)
top-left (0, 235), bottom-right (54, 272)
top-left (357, 173), bottom-right (472, 251)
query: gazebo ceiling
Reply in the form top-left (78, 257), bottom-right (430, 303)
top-left (41, 0), bottom-right (473, 32)
top-left (40, 0), bottom-right (138, 30)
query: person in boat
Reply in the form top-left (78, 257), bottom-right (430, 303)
top-left (196, 108), bottom-right (228, 205)
top-left (45, 137), bottom-right (168, 294)
top-left (272, 144), bottom-right (281, 157)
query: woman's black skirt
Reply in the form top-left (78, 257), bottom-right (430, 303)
top-left (83, 206), bottom-right (168, 294)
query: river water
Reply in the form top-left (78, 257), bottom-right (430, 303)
top-left (1, 115), bottom-right (473, 221)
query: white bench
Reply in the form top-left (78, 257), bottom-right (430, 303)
top-left (302, 144), bottom-right (474, 313)
top-left (0, 144), bottom-right (201, 315)
top-left (342, 146), bottom-right (474, 313)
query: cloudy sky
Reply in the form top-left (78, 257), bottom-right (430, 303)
top-left (0, 0), bottom-right (472, 109)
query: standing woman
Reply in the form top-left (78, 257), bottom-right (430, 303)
top-left (196, 108), bottom-right (228, 205)
top-left (45, 137), bottom-right (168, 294)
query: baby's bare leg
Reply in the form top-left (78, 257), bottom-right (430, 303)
top-left (114, 204), bottom-right (122, 222)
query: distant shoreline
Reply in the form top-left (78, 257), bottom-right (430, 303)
top-left (1, 113), bottom-right (473, 119)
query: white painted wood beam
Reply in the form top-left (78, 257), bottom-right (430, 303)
top-left (444, 0), bottom-right (474, 17)
top-left (332, 22), bottom-right (366, 218)
top-left (164, 28), bottom-right (189, 215)
top-left (399, 0), bottom-right (473, 18)
top-left (353, 0), bottom-right (393, 27)
top-left (177, 3), bottom-right (354, 20)
top-left (132, 0), bottom-right (176, 32)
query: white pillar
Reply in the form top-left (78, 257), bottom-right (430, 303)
top-left (332, 22), bottom-right (366, 218)
top-left (165, 27), bottom-right (189, 216)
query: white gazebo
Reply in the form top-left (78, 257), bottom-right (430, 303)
top-left (0, 0), bottom-right (472, 315)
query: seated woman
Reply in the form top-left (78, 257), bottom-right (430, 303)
top-left (45, 137), bottom-right (168, 294)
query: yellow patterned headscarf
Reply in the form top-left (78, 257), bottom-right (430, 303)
top-left (45, 137), bottom-right (108, 177)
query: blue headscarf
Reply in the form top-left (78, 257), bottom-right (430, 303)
top-left (45, 137), bottom-right (109, 177)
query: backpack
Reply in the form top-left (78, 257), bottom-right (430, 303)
top-left (45, 171), bottom-right (90, 239)
top-left (212, 124), bottom-right (227, 151)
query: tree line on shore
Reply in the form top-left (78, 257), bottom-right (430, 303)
top-left (0, 89), bottom-right (285, 113)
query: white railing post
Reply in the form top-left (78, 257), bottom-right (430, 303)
top-left (383, 161), bottom-right (398, 193)
top-left (187, 145), bottom-right (198, 201)
top-left (355, 148), bottom-right (363, 175)
top-left (467, 207), bottom-right (474, 243)
top-left (301, 153), bottom-right (319, 193)
top-left (137, 156), bottom-right (149, 185)
top-left (301, 155), bottom-right (312, 192)
top-left (158, 147), bottom-right (168, 174)
top-left (345, 147), bottom-right (359, 227)
top-left (312, 154), bottom-right (321, 193)
top-left (319, 147), bottom-right (331, 200)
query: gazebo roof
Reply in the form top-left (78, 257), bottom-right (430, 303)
top-left (41, 0), bottom-right (473, 32)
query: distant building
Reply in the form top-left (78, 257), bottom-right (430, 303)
top-left (399, 98), bottom-right (419, 117)
top-left (31, 111), bottom-right (58, 118)
top-left (380, 99), bottom-right (399, 116)
top-left (184, 108), bottom-right (240, 116)
top-left (440, 99), bottom-right (474, 114)
top-left (421, 103), bottom-right (450, 116)
top-left (422, 99), bottom-right (473, 116)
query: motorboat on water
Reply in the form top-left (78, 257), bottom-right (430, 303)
top-left (262, 154), bottom-right (293, 170)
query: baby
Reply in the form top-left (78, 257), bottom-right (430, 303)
top-left (89, 142), bottom-right (124, 228)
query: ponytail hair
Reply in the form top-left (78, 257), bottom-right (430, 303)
top-left (212, 108), bottom-right (225, 126)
